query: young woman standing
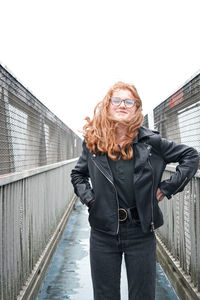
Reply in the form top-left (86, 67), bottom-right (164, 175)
top-left (71, 82), bottom-right (199, 300)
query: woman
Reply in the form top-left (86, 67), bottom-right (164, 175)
top-left (71, 82), bottom-right (199, 300)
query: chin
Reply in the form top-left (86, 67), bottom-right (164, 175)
top-left (115, 116), bottom-right (129, 122)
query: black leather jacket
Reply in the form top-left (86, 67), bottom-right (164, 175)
top-left (71, 127), bottom-right (199, 235)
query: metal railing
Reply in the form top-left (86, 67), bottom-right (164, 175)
top-left (0, 158), bottom-right (78, 300)
top-left (156, 166), bottom-right (200, 293)
top-left (143, 71), bottom-right (200, 297)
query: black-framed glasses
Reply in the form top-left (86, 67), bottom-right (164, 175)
top-left (110, 97), bottom-right (136, 108)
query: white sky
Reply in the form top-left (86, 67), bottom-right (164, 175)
top-left (1, 0), bottom-right (200, 137)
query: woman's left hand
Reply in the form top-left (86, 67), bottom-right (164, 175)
top-left (156, 188), bottom-right (165, 202)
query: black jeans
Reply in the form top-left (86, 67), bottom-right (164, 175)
top-left (90, 221), bottom-right (156, 300)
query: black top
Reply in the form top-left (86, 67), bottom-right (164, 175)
top-left (107, 151), bottom-right (136, 209)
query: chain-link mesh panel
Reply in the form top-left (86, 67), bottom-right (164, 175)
top-left (0, 64), bottom-right (82, 175)
top-left (153, 72), bottom-right (200, 165)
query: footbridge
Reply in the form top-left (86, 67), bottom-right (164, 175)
top-left (0, 64), bottom-right (200, 300)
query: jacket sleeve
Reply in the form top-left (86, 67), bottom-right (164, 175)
top-left (158, 136), bottom-right (199, 199)
top-left (71, 140), bottom-right (95, 206)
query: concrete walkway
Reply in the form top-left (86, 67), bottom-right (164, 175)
top-left (37, 200), bottom-right (180, 300)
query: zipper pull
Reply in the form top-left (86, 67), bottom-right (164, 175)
top-left (151, 222), bottom-right (155, 232)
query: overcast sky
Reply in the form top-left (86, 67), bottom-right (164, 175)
top-left (1, 0), bottom-right (200, 137)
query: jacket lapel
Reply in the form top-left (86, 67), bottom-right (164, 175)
top-left (91, 153), bottom-right (114, 183)
top-left (133, 141), bottom-right (152, 184)
top-left (92, 143), bottom-right (152, 185)
top-left (90, 127), bottom-right (157, 185)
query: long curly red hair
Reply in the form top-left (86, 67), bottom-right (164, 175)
top-left (83, 81), bottom-right (143, 160)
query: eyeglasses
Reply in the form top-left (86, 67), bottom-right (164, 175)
top-left (110, 97), bottom-right (136, 108)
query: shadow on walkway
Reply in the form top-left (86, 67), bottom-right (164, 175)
top-left (37, 200), bottom-right (179, 300)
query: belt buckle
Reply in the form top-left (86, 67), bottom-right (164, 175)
top-left (119, 208), bottom-right (128, 222)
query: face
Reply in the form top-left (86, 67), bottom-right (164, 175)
top-left (108, 89), bottom-right (137, 121)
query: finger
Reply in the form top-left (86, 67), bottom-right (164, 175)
top-left (156, 190), bottom-right (160, 197)
top-left (158, 194), bottom-right (164, 201)
top-left (156, 190), bottom-right (161, 200)
top-left (157, 196), bottom-right (161, 201)
top-left (156, 192), bottom-right (162, 201)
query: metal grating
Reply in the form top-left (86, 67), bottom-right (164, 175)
top-left (0, 64), bottom-right (82, 175)
top-left (153, 72), bottom-right (200, 162)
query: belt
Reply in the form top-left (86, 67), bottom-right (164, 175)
top-left (118, 207), bottom-right (140, 224)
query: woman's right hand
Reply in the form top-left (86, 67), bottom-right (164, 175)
top-left (156, 188), bottom-right (165, 202)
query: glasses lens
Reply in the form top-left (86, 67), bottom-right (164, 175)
top-left (125, 99), bottom-right (136, 107)
top-left (110, 97), bottom-right (136, 107)
top-left (110, 97), bottom-right (121, 106)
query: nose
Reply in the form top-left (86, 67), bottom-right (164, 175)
top-left (119, 100), bottom-right (126, 108)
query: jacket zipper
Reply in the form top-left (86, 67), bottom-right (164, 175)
top-left (91, 156), bottom-right (120, 234)
top-left (173, 177), bottom-right (188, 194)
top-left (148, 156), bottom-right (155, 232)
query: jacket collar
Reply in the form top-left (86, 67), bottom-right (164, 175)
top-left (137, 126), bottom-right (159, 141)
top-left (90, 126), bottom-right (159, 185)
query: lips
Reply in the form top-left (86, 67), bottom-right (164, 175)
top-left (117, 110), bottom-right (128, 114)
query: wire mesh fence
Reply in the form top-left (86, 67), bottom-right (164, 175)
top-left (143, 71), bottom-right (200, 167)
top-left (153, 72), bottom-right (200, 158)
top-left (0, 64), bottom-right (82, 175)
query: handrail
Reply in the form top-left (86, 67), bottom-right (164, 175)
top-left (0, 157), bottom-right (79, 187)
top-left (165, 164), bottom-right (200, 178)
